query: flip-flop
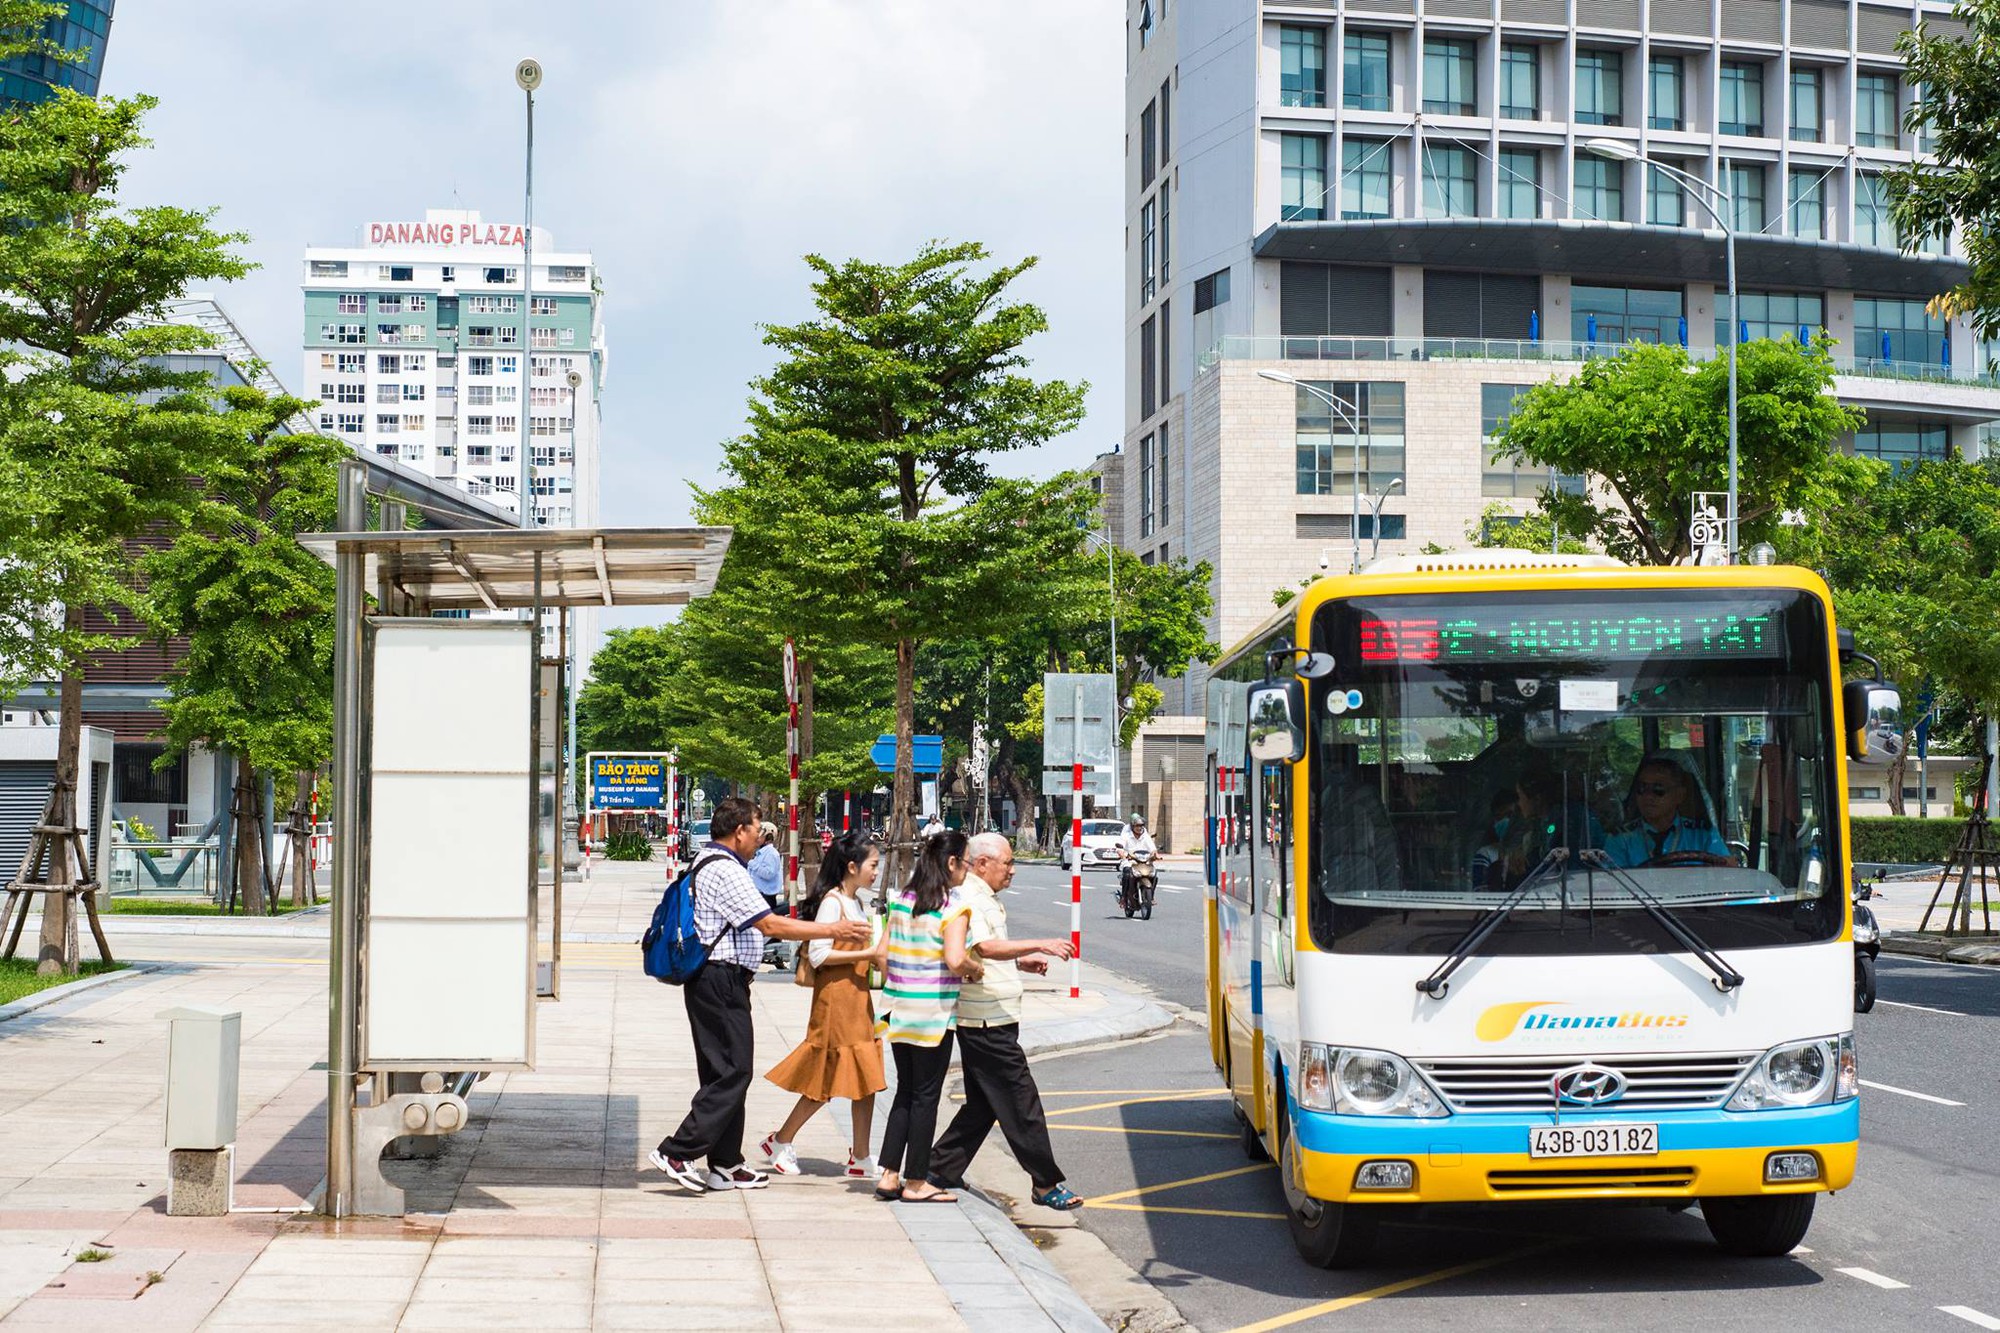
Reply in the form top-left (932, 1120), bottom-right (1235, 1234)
top-left (899, 1189), bottom-right (958, 1204)
top-left (873, 1185), bottom-right (902, 1201)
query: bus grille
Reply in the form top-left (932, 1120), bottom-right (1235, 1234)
top-left (1414, 1051), bottom-right (1760, 1114)
top-left (1488, 1166), bottom-right (1697, 1194)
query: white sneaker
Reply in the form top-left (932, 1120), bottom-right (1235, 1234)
top-left (758, 1131), bottom-right (781, 1160)
top-left (705, 1164), bottom-right (769, 1190)
top-left (845, 1153), bottom-right (879, 1180)
top-left (647, 1149), bottom-right (706, 1192)
top-left (767, 1143), bottom-right (801, 1176)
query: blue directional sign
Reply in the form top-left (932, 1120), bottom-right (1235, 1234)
top-left (590, 753), bottom-right (669, 809)
top-left (871, 734), bottom-right (944, 774)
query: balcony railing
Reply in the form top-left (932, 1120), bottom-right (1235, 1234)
top-left (1202, 335), bottom-right (2000, 388)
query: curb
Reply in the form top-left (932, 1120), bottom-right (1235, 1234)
top-left (18, 913), bottom-right (330, 939)
top-left (1882, 932), bottom-right (2000, 966)
top-left (955, 1189), bottom-right (1112, 1332)
top-left (0, 962), bottom-right (157, 1023)
top-left (1019, 991), bottom-right (1178, 1059)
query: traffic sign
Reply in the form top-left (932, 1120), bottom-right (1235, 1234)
top-left (588, 752), bottom-right (669, 809)
top-left (871, 734), bottom-right (944, 774)
top-left (1042, 672), bottom-right (1116, 798)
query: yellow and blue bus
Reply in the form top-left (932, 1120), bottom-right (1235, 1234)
top-left (1204, 551), bottom-right (1899, 1267)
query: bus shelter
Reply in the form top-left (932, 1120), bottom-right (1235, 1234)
top-left (300, 461), bottom-right (729, 1217)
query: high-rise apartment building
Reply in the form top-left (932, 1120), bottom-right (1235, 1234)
top-left (0, 0), bottom-right (114, 105)
top-left (1120, 0), bottom-right (2000, 708)
top-left (301, 209), bottom-right (604, 536)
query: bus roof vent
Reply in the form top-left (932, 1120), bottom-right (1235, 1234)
top-left (1360, 549), bottom-right (1627, 575)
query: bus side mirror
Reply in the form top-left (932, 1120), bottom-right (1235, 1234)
top-left (1248, 680), bottom-right (1305, 764)
top-left (1843, 679), bottom-right (1903, 766)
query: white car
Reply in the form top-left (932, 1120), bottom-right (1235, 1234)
top-left (1061, 820), bottom-right (1131, 871)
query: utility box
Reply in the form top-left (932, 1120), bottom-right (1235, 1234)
top-left (159, 1005), bottom-right (240, 1150)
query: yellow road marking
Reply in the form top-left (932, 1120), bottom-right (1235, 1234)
top-left (1088, 1201), bottom-right (1286, 1220)
top-left (1082, 1163), bottom-right (1271, 1206)
top-left (1049, 1124), bottom-right (1234, 1140)
top-left (1043, 1090), bottom-right (1229, 1117)
top-left (1041, 1088), bottom-right (1228, 1097)
top-left (1221, 1242), bottom-right (1567, 1332)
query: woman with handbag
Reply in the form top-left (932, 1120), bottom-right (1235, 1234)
top-left (760, 832), bottom-right (890, 1178)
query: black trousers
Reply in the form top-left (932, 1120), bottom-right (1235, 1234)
top-left (927, 1023), bottom-right (1064, 1193)
top-left (880, 1034), bottom-right (955, 1183)
top-left (657, 964), bottom-right (754, 1169)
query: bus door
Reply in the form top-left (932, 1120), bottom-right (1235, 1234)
top-left (1211, 681), bottom-right (1256, 1109)
top-left (1250, 748), bottom-right (1295, 1138)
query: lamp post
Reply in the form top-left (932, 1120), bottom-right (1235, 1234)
top-left (1586, 140), bottom-right (1738, 561)
top-left (1082, 529), bottom-right (1120, 816)
top-left (514, 58), bottom-right (542, 529)
top-left (1258, 369), bottom-right (1370, 570)
top-left (1367, 477), bottom-right (1405, 562)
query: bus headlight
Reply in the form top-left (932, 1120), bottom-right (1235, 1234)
top-left (1297, 1045), bottom-right (1448, 1118)
top-left (1727, 1034), bottom-right (1856, 1110)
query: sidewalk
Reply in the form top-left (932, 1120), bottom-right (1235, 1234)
top-left (0, 861), bottom-right (1168, 1330)
top-left (1862, 875), bottom-right (2000, 965)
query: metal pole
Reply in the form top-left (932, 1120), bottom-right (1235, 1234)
top-left (1349, 400), bottom-right (1362, 573)
top-left (1724, 156), bottom-right (1740, 563)
top-left (1550, 466), bottom-right (1560, 553)
top-left (1070, 681), bottom-right (1084, 1000)
top-left (324, 458), bottom-right (368, 1218)
top-left (784, 638), bottom-right (801, 905)
top-left (1107, 540), bottom-right (1119, 820)
top-left (519, 83), bottom-right (535, 528)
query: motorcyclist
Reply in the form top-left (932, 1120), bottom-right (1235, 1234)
top-left (1117, 813), bottom-right (1157, 905)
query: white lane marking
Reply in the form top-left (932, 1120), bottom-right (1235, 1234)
top-left (1940, 1307), bottom-right (2000, 1330)
top-left (1861, 1079), bottom-right (1967, 1107)
top-left (1836, 1267), bottom-right (1910, 1290)
top-left (1875, 998), bottom-right (1968, 1017)
top-left (1790, 1246), bottom-right (1813, 1255)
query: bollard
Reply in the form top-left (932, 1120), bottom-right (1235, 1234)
top-left (158, 1004), bottom-right (240, 1216)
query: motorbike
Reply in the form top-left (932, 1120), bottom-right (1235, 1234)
top-left (1853, 879), bottom-right (1880, 1014)
top-left (1120, 849), bottom-right (1158, 921)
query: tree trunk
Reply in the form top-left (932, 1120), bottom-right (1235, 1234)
top-left (890, 636), bottom-right (916, 893)
top-left (290, 770), bottom-right (314, 907)
top-left (1886, 740), bottom-right (1909, 818)
top-left (797, 655), bottom-right (822, 889)
top-left (235, 760), bottom-right (267, 917)
top-left (35, 605), bottom-right (87, 976)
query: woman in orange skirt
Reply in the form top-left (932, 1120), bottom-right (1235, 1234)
top-left (760, 832), bottom-right (889, 1178)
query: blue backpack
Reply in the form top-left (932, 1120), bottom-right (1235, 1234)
top-left (642, 851), bottom-right (732, 985)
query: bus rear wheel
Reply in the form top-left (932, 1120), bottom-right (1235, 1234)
top-left (1279, 1101), bottom-right (1374, 1268)
top-left (1701, 1194), bottom-right (1816, 1257)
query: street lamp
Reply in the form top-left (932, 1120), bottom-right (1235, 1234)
top-left (514, 57), bottom-right (542, 530)
top-left (1586, 139), bottom-right (1739, 561)
top-left (1082, 529), bottom-right (1120, 817)
top-left (1258, 369), bottom-right (1370, 571)
top-left (1367, 477), bottom-right (1405, 562)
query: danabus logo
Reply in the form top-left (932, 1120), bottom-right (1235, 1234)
top-left (1475, 1000), bottom-right (1691, 1041)
top-left (1552, 1063), bottom-right (1628, 1106)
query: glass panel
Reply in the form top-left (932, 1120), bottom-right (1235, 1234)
top-left (1854, 296), bottom-right (1947, 366)
top-left (1342, 138), bottom-right (1392, 219)
top-left (1501, 43), bottom-right (1539, 119)
top-left (1574, 155), bottom-right (1624, 221)
top-left (1716, 291), bottom-right (1825, 347)
top-left (1499, 149), bottom-right (1540, 219)
top-left (1423, 143), bottom-right (1477, 217)
top-left (1281, 26), bottom-right (1327, 109)
top-left (1573, 284), bottom-right (1684, 344)
top-left (1423, 38), bottom-right (1476, 115)
top-left (1790, 67), bottom-right (1822, 142)
top-left (1720, 61), bottom-right (1765, 136)
top-left (1788, 170), bottom-right (1826, 240)
top-left (1648, 56), bottom-right (1683, 130)
top-left (1648, 163), bottom-right (1684, 226)
top-left (1856, 73), bottom-right (1897, 148)
top-left (1853, 420), bottom-right (1951, 466)
top-left (1855, 173), bottom-right (1892, 248)
top-left (1576, 49), bottom-right (1623, 126)
top-left (1728, 163), bottom-right (1766, 233)
top-left (1282, 134), bottom-right (1327, 221)
top-left (1295, 382), bottom-right (1406, 496)
top-left (1344, 31), bottom-right (1391, 111)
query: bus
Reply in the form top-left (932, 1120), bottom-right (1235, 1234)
top-left (1203, 551), bottom-right (1899, 1267)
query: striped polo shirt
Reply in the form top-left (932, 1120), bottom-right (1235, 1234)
top-left (880, 887), bottom-right (969, 1047)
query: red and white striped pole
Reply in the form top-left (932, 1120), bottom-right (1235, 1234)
top-left (666, 753), bottom-right (678, 875)
top-left (1070, 759), bottom-right (1083, 999)
top-left (783, 638), bottom-right (801, 906)
top-left (842, 791), bottom-right (851, 834)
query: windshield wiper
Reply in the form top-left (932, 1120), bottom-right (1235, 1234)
top-left (1576, 850), bottom-right (1745, 992)
top-left (1416, 848), bottom-right (1568, 1000)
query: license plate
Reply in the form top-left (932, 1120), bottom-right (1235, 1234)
top-left (1528, 1123), bottom-right (1658, 1158)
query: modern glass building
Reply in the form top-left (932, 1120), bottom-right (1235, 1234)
top-left (1119, 0), bottom-right (2000, 708)
top-left (0, 0), bottom-right (114, 106)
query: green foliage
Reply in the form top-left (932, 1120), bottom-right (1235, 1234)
top-left (123, 817), bottom-right (158, 842)
top-left (1850, 816), bottom-right (1965, 866)
top-left (603, 829), bottom-right (654, 862)
top-left (1892, 3), bottom-right (2000, 335)
top-left (1493, 339), bottom-right (1869, 564)
top-left (576, 625), bottom-right (679, 756)
top-left (0, 958), bottom-right (122, 1005)
top-left (1458, 503), bottom-right (1597, 555)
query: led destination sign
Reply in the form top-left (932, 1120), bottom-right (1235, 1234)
top-left (1357, 608), bottom-right (1782, 664)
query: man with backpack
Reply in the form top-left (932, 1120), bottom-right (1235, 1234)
top-left (649, 796), bottom-right (871, 1192)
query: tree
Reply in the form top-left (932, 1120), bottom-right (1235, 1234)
top-left (145, 388), bottom-right (340, 915)
top-left (1891, 2), bottom-right (2000, 334)
top-left (0, 92), bottom-right (251, 970)
top-left (716, 242), bottom-right (1094, 874)
top-left (1493, 339), bottom-right (1869, 564)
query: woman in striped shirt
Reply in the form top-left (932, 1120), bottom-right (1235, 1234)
top-left (876, 828), bottom-right (982, 1203)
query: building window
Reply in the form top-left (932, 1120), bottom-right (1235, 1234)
top-left (467, 385), bottom-right (494, 407)
top-left (1423, 38), bottom-right (1475, 116)
top-left (1648, 163), bottom-right (1685, 226)
top-left (1158, 419), bottom-right (1171, 526)
top-left (1855, 173), bottom-right (1893, 248)
top-left (336, 383), bottom-right (365, 404)
top-left (1853, 419), bottom-right (1951, 467)
top-left (467, 325), bottom-right (496, 347)
top-left (1790, 67), bottom-right (1823, 142)
top-left (378, 295), bottom-right (404, 314)
top-left (407, 295), bottom-right (427, 312)
top-left (1648, 55), bottom-right (1683, 130)
top-left (1193, 267), bottom-right (1231, 312)
top-left (483, 266), bottom-right (520, 284)
top-left (1140, 197), bottom-right (1157, 302)
top-left (530, 415), bottom-right (558, 436)
top-left (1498, 148), bottom-right (1540, 219)
top-left (467, 415), bottom-right (494, 436)
top-left (530, 295), bottom-right (557, 315)
top-left (1139, 431), bottom-right (1156, 536)
top-left (1343, 31), bottom-right (1391, 111)
top-left (1160, 297), bottom-right (1171, 403)
top-left (1480, 383), bottom-right (1561, 497)
top-left (406, 354), bottom-right (426, 372)
top-left (1282, 134), bottom-right (1327, 222)
top-left (378, 265), bottom-right (414, 282)
top-left (1497, 43), bottom-right (1539, 119)
top-left (1720, 61), bottom-right (1764, 136)
top-left (377, 354), bottom-right (401, 374)
top-left (1573, 154), bottom-right (1623, 221)
top-left (498, 325), bottom-right (520, 346)
top-left (1728, 163), bottom-right (1766, 233)
top-left (403, 415), bottom-right (425, 433)
top-left (376, 383), bottom-right (400, 404)
top-left (1280, 26), bottom-right (1326, 108)
top-left (1141, 315), bottom-right (1157, 418)
top-left (1295, 381), bottom-right (1405, 496)
top-left (468, 355), bottom-right (494, 376)
top-left (469, 295), bottom-right (518, 314)
top-left (1573, 284), bottom-right (1684, 344)
top-left (531, 327), bottom-right (558, 349)
top-left (337, 353), bottom-right (364, 373)
top-left (403, 383), bottom-right (426, 402)
top-left (1788, 170), bottom-right (1826, 240)
top-left (318, 412), bottom-right (334, 431)
top-left (1139, 0), bottom-right (1154, 47)
top-left (1855, 296), bottom-right (1946, 367)
top-left (376, 323), bottom-right (405, 344)
top-left (1341, 138), bottom-right (1390, 219)
top-left (1422, 143), bottom-right (1476, 218)
top-left (1719, 291), bottom-right (1825, 347)
top-left (337, 293), bottom-right (364, 314)
top-left (339, 323), bottom-right (364, 344)
top-left (1160, 186), bottom-right (1171, 284)
top-left (310, 260), bottom-right (347, 278)
top-left (1140, 99), bottom-right (1157, 189)
top-left (496, 385), bottom-right (518, 405)
top-left (337, 413), bottom-right (364, 434)
top-left (1856, 72), bottom-right (1898, 148)
top-left (377, 413), bottom-right (399, 433)
top-left (1576, 49), bottom-right (1623, 126)
top-left (549, 264), bottom-right (585, 281)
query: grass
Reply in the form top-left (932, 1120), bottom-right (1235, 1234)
top-left (0, 958), bottom-right (125, 1006)
top-left (73, 1249), bottom-right (110, 1264)
top-left (100, 897), bottom-right (313, 916)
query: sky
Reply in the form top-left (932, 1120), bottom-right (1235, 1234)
top-left (102, 1), bottom-right (1126, 633)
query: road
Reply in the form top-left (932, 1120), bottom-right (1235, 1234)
top-left (1005, 860), bottom-right (1209, 1012)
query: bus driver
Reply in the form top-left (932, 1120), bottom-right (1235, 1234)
top-left (1605, 756), bottom-right (1734, 868)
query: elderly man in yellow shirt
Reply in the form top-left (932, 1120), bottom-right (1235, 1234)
top-left (923, 831), bottom-right (1083, 1210)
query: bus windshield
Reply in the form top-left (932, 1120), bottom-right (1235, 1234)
top-left (1306, 587), bottom-right (1842, 956)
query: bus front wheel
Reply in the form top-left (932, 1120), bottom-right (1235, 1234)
top-left (1701, 1194), bottom-right (1816, 1257)
top-left (1279, 1102), bottom-right (1375, 1268)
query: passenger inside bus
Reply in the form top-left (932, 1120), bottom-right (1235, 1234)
top-left (1604, 754), bottom-right (1735, 867)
